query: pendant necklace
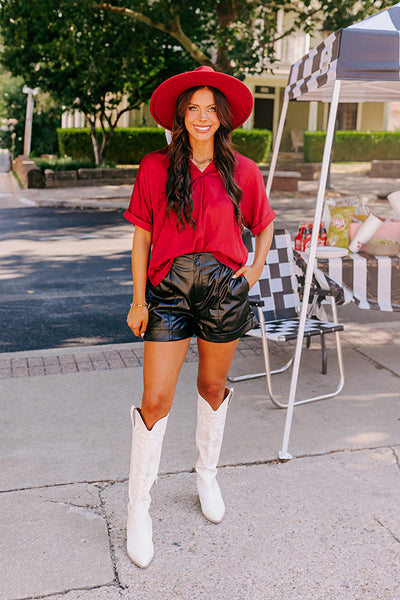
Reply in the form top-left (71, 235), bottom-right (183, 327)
top-left (191, 157), bottom-right (213, 170)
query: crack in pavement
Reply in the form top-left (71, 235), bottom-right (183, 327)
top-left (11, 582), bottom-right (123, 600)
top-left (390, 445), bottom-right (400, 473)
top-left (351, 347), bottom-right (400, 379)
top-left (0, 478), bottom-right (118, 495)
top-left (4, 444), bottom-right (400, 599)
top-left (373, 516), bottom-right (400, 545)
top-left (38, 497), bottom-right (104, 520)
top-left (3, 443), bottom-right (400, 496)
top-left (98, 482), bottom-right (123, 588)
top-left (2, 482), bottom-right (125, 600)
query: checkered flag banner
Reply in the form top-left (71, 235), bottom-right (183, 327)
top-left (285, 30), bottom-right (341, 102)
top-left (285, 2), bottom-right (400, 103)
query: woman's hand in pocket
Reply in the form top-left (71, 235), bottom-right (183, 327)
top-left (233, 264), bottom-right (262, 290)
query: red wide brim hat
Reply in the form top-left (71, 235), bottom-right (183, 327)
top-left (150, 66), bottom-right (253, 131)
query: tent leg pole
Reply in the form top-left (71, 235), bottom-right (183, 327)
top-left (279, 79), bottom-right (342, 461)
top-left (266, 96), bottom-right (289, 197)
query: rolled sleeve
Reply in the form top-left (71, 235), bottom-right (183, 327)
top-left (123, 210), bottom-right (153, 232)
top-left (239, 157), bottom-right (275, 234)
top-left (248, 209), bottom-right (276, 235)
top-left (123, 158), bottom-right (153, 231)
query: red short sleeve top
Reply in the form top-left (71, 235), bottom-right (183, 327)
top-left (124, 147), bottom-right (275, 287)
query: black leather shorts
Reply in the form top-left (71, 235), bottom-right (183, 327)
top-left (144, 253), bottom-right (256, 343)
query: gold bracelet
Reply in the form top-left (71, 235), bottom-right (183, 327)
top-left (130, 302), bottom-right (148, 309)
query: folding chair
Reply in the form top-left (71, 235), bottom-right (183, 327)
top-left (290, 129), bottom-right (304, 154)
top-left (229, 229), bottom-right (345, 408)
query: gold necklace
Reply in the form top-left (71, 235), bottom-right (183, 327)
top-left (191, 157), bottom-right (213, 168)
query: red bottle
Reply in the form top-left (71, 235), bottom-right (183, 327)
top-left (319, 223), bottom-right (328, 246)
top-left (304, 224), bottom-right (313, 251)
top-left (300, 225), bottom-right (307, 251)
top-left (294, 223), bottom-right (305, 251)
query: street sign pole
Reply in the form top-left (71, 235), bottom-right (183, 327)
top-left (22, 86), bottom-right (39, 157)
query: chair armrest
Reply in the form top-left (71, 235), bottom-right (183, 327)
top-left (294, 250), bottom-right (345, 305)
top-left (249, 299), bottom-right (265, 307)
top-left (299, 287), bottom-right (336, 298)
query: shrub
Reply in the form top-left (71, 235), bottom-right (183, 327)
top-left (57, 127), bottom-right (166, 163)
top-left (304, 130), bottom-right (400, 162)
top-left (57, 128), bottom-right (96, 160)
top-left (232, 128), bottom-right (272, 162)
top-left (335, 131), bottom-right (400, 161)
top-left (33, 156), bottom-right (96, 171)
top-left (57, 127), bottom-right (272, 164)
top-left (107, 128), bottom-right (167, 163)
top-left (303, 131), bottom-right (325, 163)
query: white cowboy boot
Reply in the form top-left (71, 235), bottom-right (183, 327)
top-left (126, 406), bottom-right (168, 568)
top-left (195, 388), bottom-right (234, 523)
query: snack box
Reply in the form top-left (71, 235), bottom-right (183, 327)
top-left (349, 220), bottom-right (400, 244)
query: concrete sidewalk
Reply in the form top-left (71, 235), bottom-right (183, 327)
top-left (1, 168), bottom-right (400, 599)
top-left (4, 164), bottom-right (400, 214)
top-left (1, 322), bottom-right (400, 600)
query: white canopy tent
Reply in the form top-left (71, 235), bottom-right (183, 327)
top-left (266, 2), bottom-right (400, 460)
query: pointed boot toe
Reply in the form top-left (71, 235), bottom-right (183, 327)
top-left (195, 388), bottom-right (233, 524)
top-left (127, 505), bottom-right (154, 568)
top-left (126, 407), bottom-right (168, 568)
top-left (197, 476), bottom-right (225, 523)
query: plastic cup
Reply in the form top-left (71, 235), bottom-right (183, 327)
top-left (349, 212), bottom-right (382, 253)
top-left (387, 191), bottom-right (400, 219)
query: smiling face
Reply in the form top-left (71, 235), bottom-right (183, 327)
top-left (184, 87), bottom-right (220, 147)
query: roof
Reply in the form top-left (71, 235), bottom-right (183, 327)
top-left (285, 2), bottom-right (400, 102)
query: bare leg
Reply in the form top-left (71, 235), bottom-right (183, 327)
top-left (195, 337), bottom-right (238, 523)
top-left (127, 338), bottom-right (189, 568)
top-left (141, 338), bottom-right (191, 429)
top-left (197, 338), bottom-right (239, 410)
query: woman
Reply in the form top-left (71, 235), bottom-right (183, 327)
top-left (124, 66), bottom-right (275, 569)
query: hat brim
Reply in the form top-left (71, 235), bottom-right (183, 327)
top-left (150, 70), bottom-right (253, 131)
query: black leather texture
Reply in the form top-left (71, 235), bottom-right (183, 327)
top-left (144, 253), bottom-right (255, 342)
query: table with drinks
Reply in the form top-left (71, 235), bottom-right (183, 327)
top-left (294, 221), bottom-right (400, 313)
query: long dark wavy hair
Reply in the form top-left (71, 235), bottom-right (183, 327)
top-left (166, 86), bottom-right (244, 231)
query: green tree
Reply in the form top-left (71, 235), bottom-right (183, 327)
top-left (316, 0), bottom-right (394, 32)
top-left (93, 0), bottom-right (394, 76)
top-left (0, 0), bottom-right (195, 163)
top-left (1, 0), bottom-right (393, 162)
top-left (0, 65), bottom-right (61, 157)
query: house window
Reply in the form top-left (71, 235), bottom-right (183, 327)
top-left (255, 86), bottom-right (275, 95)
top-left (253, 87), bottom-right (275, 132)
top-left (337, 103), bottom-right (358, 130)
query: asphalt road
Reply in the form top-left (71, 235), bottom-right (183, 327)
top-left (0, 207), bottom-right (139, 353)
top-left (1, 200), bottom-right (397, 354)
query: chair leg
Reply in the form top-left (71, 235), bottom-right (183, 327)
top-left (258, 307), bottom-right (345, 409)
top-left (306, 333), bottom-right (327, 375)
top-left (320, 334), bottom-right (327, 375)
top-left (228, 356), bottom-right (293, 382)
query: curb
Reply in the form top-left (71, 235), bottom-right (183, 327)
top-left (0, 338), bottom-right (265, 379)
top-left (1, 321), bottom-right (399, 379)
top-left (32, 198), bottom-right (129, 210)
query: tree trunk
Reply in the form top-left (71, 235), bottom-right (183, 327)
top-left (88, 104), bottom-right (137, 165)
top-left (99, 127), bottom-right (115, 165)
top-left (88, 121), bottom-right (101, 165)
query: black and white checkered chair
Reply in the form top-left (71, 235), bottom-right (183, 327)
top-left (229, 228), bottom-right (345, 408)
